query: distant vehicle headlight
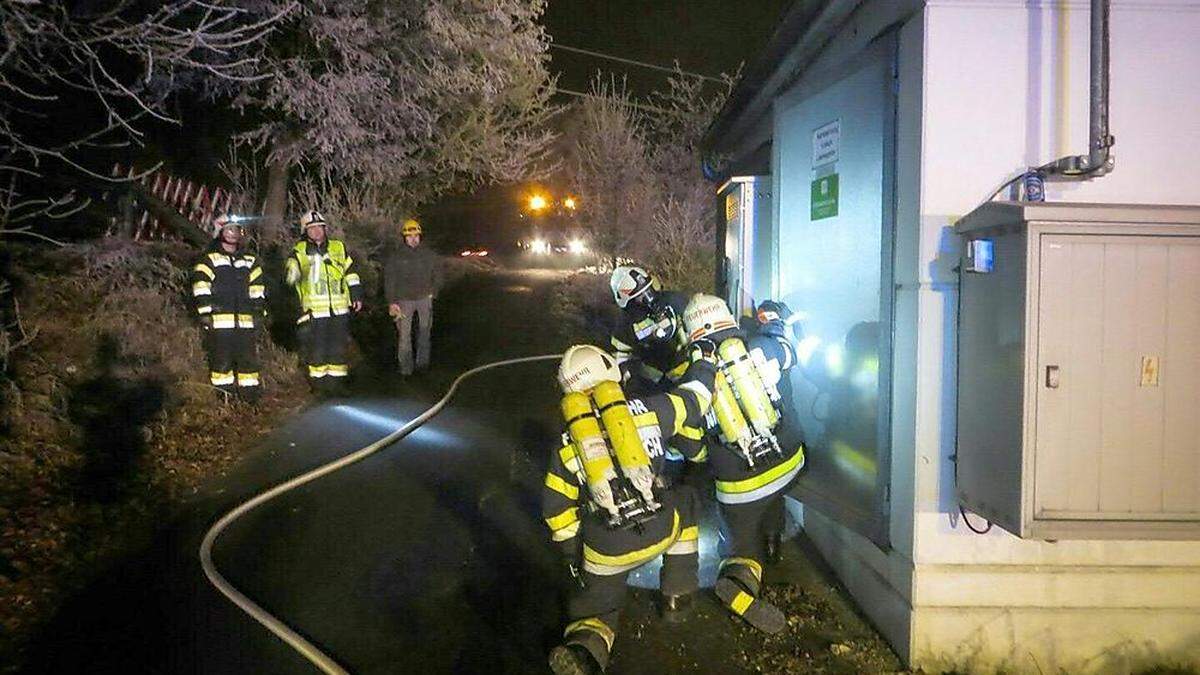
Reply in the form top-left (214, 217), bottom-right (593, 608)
top-left (531, 238), bottom-right (549, 254)
top-left (568, 239), bottom-right (587, 254)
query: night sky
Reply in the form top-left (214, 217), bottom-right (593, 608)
top-left (543, 0), bottom-right (791, 97)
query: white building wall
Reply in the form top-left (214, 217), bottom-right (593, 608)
top-left (911, 0), bottom-right (1200, 671)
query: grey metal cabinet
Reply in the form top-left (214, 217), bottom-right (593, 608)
top-left (955, 202), bottom-right (1200, 540)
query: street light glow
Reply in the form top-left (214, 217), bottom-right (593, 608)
top-left (528, 194), bottom-right (548, 211)
top-left (563, 196), bottom-right (577, 210)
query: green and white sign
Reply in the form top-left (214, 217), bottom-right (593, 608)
top-left (811, 173), bottom-right (839, 220)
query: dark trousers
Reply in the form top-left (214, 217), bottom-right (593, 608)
top-left (300, 314), bottom-right (350, 392)
top-left (718, 492), bottom-right (786, 594)
top-left (205, 326), bottom-right (259, 400)
top-left (395, 295), bottom-right (432, 375)
top-left (563, 488), bottom-right (700, 669)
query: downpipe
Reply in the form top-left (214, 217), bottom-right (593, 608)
top-left (1043, 0), bottom-right (1115, 179)
top-left (199, 354), bottom-right (563, 675)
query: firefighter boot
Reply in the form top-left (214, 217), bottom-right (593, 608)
top-left (549, 643), bottom-right (604, 675)
top-left (658, 592), bottom-right (694, 623)
top-left (715, 577), bottom-right (786, 634)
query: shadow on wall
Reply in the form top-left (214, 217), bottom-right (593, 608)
top-left (68, 334), bottom-right (165, 503)
top-left (932, 223), bottom-right (962, 520)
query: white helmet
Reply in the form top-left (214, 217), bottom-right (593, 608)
top-left (557, 345), bottom-right (621, 393)
top-left (682, 293), bottom-right (738, 342)
top-left (298, 209), bottom-right (326, 233)
top-left (610, 265), bottom-right (656, 309)
top-left (211, 213), bottom-right (236, 238)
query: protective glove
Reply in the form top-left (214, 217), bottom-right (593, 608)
top-left (689, 338), bottom-right (718, 364)
top-left (563, 558), bottom-right (586, 590)
top-left (557, 540), bottom-right (586, 590)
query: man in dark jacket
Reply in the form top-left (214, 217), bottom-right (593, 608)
top-left (190, 214), bottom-right (266, 401)
top-left (384, 218), bottom-right (443, 375)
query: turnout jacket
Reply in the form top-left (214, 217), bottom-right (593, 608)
top-left (609, 290), bottom-right (690, 395)
top-left (190, 241), bottom-right (266, 328)
top-left (542, 360), bottom-right (716, 570)
top-left (679, 331), bottom-right (805, 505)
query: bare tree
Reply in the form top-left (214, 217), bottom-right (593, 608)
top-left (0, 0), bottom-right (295, 241)
top-left (565, 69), bottom-right (734, 285)
top-left (643, 68), bottom-right (736, 291)
top-left (566, 77), bottom-right (658, 266)
top-left (239, 0), bottom-right (559, 238)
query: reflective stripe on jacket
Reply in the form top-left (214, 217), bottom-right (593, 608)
top-left (191, 243), bottom-right (265, 328)
top-left (541, 361), bottom-right (715, 559)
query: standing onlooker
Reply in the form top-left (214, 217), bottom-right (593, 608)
top-left (285, 209), bottom-right (363, 395)
top-left (384, 218), bottom-right (443, 375)
top-left (191, 214), bottom-right (266, 401)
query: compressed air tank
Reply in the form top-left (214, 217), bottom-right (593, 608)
top-left (561, 391), bottom-right (618, 518)
top-left (711, 370), bottom-right (753, 453)
top-left (592, 381), bottom-right (657, 506)
top-left (718, 337), bottom-right (779, 435)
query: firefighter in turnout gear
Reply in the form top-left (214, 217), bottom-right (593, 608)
top-left (679, 294), bottom-right (805, 634)
top-left (545, 345), bottom-right (716, 675)
top-left (284, 210), bottom-right (364, 394)
top-left (191, 214), bottom-right (265, 401)
top-left (607, 266), bottom-right (690, 395)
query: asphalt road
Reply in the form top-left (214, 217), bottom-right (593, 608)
top-left (25, 268), bottom-right (582, 674)
top-left (24, 264), bottom-right (901, 675)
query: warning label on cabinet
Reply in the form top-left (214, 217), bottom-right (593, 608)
top-left (813, 119), bottom-right (841, 168)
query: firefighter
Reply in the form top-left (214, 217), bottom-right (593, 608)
top-left (284, 210), bottom-right (364, 395)
top-left (545, 344), bottom-right (716, 675)
top-left (607, 266), bottom-right (690, 396)
top-left (191, 214), bottom-right (265, 401)
top-left (679, 294), bottom-right (806, 635)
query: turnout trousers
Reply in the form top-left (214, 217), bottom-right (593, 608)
top-left (394, 295), bottom-right (432, 375)
top-left (718, 492), bottom-right (787, 597)
top-left (204, 324), bottom-right (260, 400)
top-left (300, 314), bottom-right (350, 393)
top-left (562, 487), bottom-right (700, 671)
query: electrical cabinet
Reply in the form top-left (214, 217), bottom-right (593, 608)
top-left (955, 202), bottom-right (1200, 540)
top-left (717, 176), bottom-right (771, 318)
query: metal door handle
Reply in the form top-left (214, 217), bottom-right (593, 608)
top-left (1045, 365), bottom-right (1060, 389)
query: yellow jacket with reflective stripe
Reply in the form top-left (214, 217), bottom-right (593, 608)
top-left (285, 239), bottom-right (363, 320)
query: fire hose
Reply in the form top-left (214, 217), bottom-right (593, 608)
top-left (199, 354), bottom-right (563, 674)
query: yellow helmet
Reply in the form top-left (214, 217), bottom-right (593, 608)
top-left (557, 345), bottom-right (621, 394)
top-left (401, 219), bottom-right (422, 236)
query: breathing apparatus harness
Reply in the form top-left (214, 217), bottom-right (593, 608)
top-left (561, 379), bottom-right (662, 531)
top-left (629, 287), bottom-right (681, 347)
top-left (684, 295), bottom-right (786, 469)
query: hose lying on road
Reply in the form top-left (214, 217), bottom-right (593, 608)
top-left (199, 354), bottom-right (563, 675)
